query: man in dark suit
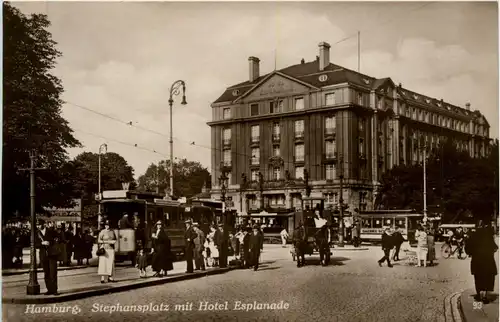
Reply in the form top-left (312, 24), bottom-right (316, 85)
top-left (36, 219), bottom-right (60, 295)
top-left (293, 222), bottom-right (307, 267)
top-left (193, 223), bottom-right (206, 271)
top-left (184, 219), bottom-right (197, 273)
top-left (392, 228), bottom-right (405, 261)
top-left (378, 227), bottom-right (394, 268)
top-left (217, 224), bottom-right (229, 268)
top-left (249, 225), bottom-right (263, 271)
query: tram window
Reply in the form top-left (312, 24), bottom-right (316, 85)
top-left (362, 219), bottom-right (372, 228)
top-left (373, 219), bottom-right (382, 228)
top-left (385, 218), bottom-right (394, 227)
top-left (395, 219), bottom-right (406, 228)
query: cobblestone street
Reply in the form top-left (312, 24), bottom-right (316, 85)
top-left (3, 244), bottom-right (484, 322)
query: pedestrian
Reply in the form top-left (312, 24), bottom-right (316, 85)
top-left (184, 219), bottom-right (197, 273)
top-left (13, 228), bottom-right (24, 268)
top-left (465, 220), bottom-right (498, 304)
top-left (136, 248), bottom-right (149, 278)
top-left (64, 225), bottom-right (74, 266)
top-left (73, 230), bottom-right (85, 265)
top-left (378, 227), bottom-right (394, 268)
top-left (249, 225), bottom-right (263, 271)
top-left (206, 226), bottom-right (218, 267)
top-left (151, 220), bottom-right (173, 277)
top-left (56, 224), bottom-right (67, 266)
top-left (97, 220), bottom-right (117, 283)
top-left (415, 225), bottom-right (428, 267)
top-left (280, 228), bottom-right (289, 248)
top-left (36, 219), bottom-right (60, 295)
top-left (193, 222), bottom-right (206, 271)
top-left (217, 223), bottom-right (229, 268)
top-left (351, 224), bottom-right (360, 248)
top-left (229, 230), bottom-right (239, 262)
top-left (83, 229), bottom-right (94, 265)
top-left (426, 226), bottom-right (436, 266)
top-left (392, 228), bottom-right (405, 261)
top-left (293, 221), bottom-right (307, 268)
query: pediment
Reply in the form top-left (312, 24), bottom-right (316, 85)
top-left (238, 73), bottom-right (312, 102)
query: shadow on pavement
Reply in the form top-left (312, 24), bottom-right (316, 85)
top-left (256, 267), bottom-right (281, 271)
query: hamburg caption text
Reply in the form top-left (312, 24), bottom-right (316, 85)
top-left (25, 301), bottom-right (290, 315)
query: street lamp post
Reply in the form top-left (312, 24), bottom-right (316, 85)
top-left (98, 143), bottom-right (107, 231)
top-left (423, 145), bottom-right (428, 223)
top-left (338, 153), bottom-right (345, 247)
top-left (168, 80), bottom-right (187, 198)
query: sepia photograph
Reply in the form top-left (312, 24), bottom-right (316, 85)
top-left (2, 1), bottom-right (499, 321)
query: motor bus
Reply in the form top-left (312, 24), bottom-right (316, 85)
top-left (189, 198), bottom-right (237, 229)
top-left (357, 210), bottom-right (424, 243)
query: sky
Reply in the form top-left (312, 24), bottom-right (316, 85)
top-left (12, 1), bottom-right (499, 179)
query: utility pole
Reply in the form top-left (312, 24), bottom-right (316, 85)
top-left (423, 144), bottom-right (428, 222)
top-left (156, 162), bottom-right (160, 194)
top-left (20, 150), bottom-right (46, 295)
top-left (338, 153), bottom-right (345, 247)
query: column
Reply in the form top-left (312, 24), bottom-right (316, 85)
top-left (394, 117), bottom-right (400, 167)
top-left (285, 191), bottom-right (291, 209)
top-left (371, 111), bottom-right (379, 184)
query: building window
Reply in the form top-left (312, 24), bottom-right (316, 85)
top-left (223, 149), bottom-right (231, 166)
top-left (325, 164), bottom-right (336, 180)
top-left (405, 105), bottom-right (410, 118)
top-left (223, 108), bottom-right (231, 120)
top-left (222, 128), bottom-right (231, 145)
top-left (294, 120), bottom-right (304, 138)
top-left (224, 173), bottom-right (232, 186)
top-left (273, 146), bottom-right (280, 157)
top-left (325, 140), bottom-right (336, 157)
top-left (324, 192), bottom-right (338, 204)
top-left (424, 111), bottom-right (429, 123)
top-left (412, 108), bottom-right (417, 119)
top-left (325, 92), bottom-right (335, 106)
top-left (251, 170), bottom-right (259, 182)
top-left (359, 139), bottom-right (365, 154)
top-left (295, 144), bottom-right (304, 162)
top-left (359, 118), bottom-right (365, 131)
top-left (272, 122), bottom-right (280, 140)
top-left (357, 93), bottom-right (363, 105)
top-left (251, 125), bottom-right (260, 142)
top-left (377, 96), bottom-right (383, 109)
top-left (251, 148), bottom-right (260, 165)
top-left (267, 194), bottom-right (285, 206)
top-left (295, 166), bottom-right (304, 179)
top-left (295, 97), bottom-right (304, 110)
top-left (272, 167), bottom-right (281, 181)
top-left (270, 100), bottom-right (283, 114)
top-left (325, 116), bottom-right (336, 134)
top-left (250, 104), bottom-right (259, 116)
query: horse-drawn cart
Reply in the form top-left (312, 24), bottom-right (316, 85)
top-left (289, 197), bottom-right (333, 266)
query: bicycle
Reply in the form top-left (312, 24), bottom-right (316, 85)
top-left (441, 241), bottom-right (467, 259)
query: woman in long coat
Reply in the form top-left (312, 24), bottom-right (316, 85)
top-left (465, 221), bottom-right (498, 303)
top-left (151, 221), bottom-right (173, 277)
top-left (97, 220), bottom-right (117, 283)
top-left (426, 226), bottom-right (436, 266)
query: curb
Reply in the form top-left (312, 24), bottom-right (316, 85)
top-left (2, 267), bottom-right (235, 304)
top-left (444, 292), bottom-right (463, 322)
top-left (3, 265), bottom-right (98, 276)
top-left (333, 247), bottom-right (369, 251)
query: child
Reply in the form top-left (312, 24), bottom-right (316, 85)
top-left (136, 248), bottom-right (149, 278)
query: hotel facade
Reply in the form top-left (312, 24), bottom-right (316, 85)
top-left (207, 42), bottom-right (491, 219)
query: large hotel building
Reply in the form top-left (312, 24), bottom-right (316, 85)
top-left (207, 42), bottom-right (491, 220)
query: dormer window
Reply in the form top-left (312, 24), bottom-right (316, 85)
top-left (223, 108), bottom-right (231, 120)
top-left (295, 97), bottom-right (304, 110)
top-left (325, 92), bottom-right (335, 106)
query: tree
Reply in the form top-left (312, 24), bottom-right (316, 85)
top-left (72, 152), bottom-right (136, 224)
top-left (3, 3), bottom-right (81, 221)
top-left (375, 138), bottom-right (498, 223)
top-left (137, 158), bottom-right (211, 198)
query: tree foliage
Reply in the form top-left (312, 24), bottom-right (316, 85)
top-left (375, 138), bottom-right (499, 223)
top-left (71, 152), bottom-right (136, 224)
top-left (2, 3), bottom-right (81, 221)
top-left (137, 159), bottom-right (210, 198)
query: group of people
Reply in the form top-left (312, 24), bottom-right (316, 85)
top-left (378, 227), bottom-right (407, 268)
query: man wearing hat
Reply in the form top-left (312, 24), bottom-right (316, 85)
top-left (36, 219), bottom-right (60, 295)
top-left (192, 223), bottom-right (206, 271)
top-left (184, 219), bottom-right (197, 273)
top-left (248, 225), bottom-right (263, 271)
top-left (213, 223), bottom-right (227, 268)
top-left (378, 227), bottom-right (394, 268)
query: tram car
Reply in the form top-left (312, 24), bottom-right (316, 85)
top-left (289, 197), bottom-right (333, 266)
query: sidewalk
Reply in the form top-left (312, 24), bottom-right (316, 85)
top-left (2, 260), bottom-right (235, 304)
top-left (459, 289), bottom-right (499, 322)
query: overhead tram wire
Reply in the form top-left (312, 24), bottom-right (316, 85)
top-left (72, 127), bottom-right (169, 158)
top-left (65, 100), bottom-right (358, 168)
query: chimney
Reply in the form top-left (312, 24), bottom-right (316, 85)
top-left (318, 42), bottom-right (331, 71)
top-left (301, 58), bottom-right (305, 64)
top-left (398, 83), bottom-right (402, 88)
top-left (465, 102), bottom-right (470, 111)
top-left (248, 56), bottom-right (260, 82)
